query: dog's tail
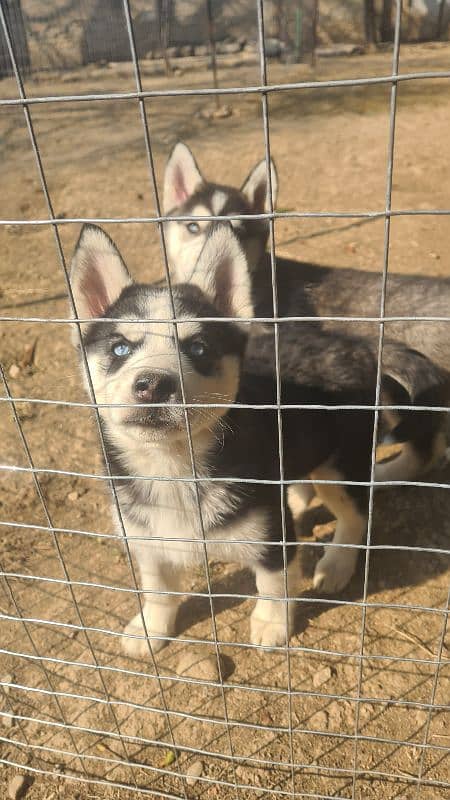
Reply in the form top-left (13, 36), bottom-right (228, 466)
top-left (380, 341), bottom-right (448, 474)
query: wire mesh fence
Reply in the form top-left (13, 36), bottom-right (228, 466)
top-left (0, 1), bottom-right (449, 798)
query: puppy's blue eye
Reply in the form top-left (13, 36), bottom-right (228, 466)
top-left (189, 340), bottom-right (207, 358)
top-left (113, 342), bottom-right (131, 357)
top-left (187, 222), bottom-right (200, 234)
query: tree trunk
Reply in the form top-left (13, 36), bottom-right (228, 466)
top-left (380, 0), bottom-right (393, 42)
top-left (436, 0), bottom-right (447, 40)
top-left (364, 0), bottom-right (377, 45)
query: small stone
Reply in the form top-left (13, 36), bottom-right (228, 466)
top-left (179, 45), bottom-right (193, 57)
top-left (310, 710), bottom-right (328, 730)
top-left (177, 648), bottom-right (224, 682)
top-left (166, 46), bottom-right (179, 59)
top-left (212, 105), bottom-right (232, 119)
top-left (8, 364), bottom-right (20, 379)
top-left (327, 701), bottom-right (342, 725)
top-left (430, 252), bottom-right (440, 259)
top-left (19, 341), bottom-right (37, 369)
top-left (67, 491), bottom-right (79, 502)
top-left (2, 674), bottom-right (14, 693)
top-left (259, 709), bottom-right (272, 726)
top-left (312, 666), bottom-right (333, 688)
top-left (194, 44), bottom-right (209, 57)
top-left (8, 775), bottom-right (32, 800)
top-left (198, 108), bottom-right (213, 120)
top-left (186, 760), bottom-right (203, 786)
top-left (1, 713), bottom-right (15, 728)
top-left (18, 402), bottom-right (35, 421)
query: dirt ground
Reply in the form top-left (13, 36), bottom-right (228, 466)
top-left (0, 43), bottom-right (449, 800)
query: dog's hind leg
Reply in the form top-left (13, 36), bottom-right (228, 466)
top-left (288, 483), bottom-right (315, 518)
top-left (311, 466), bottom-right (367, 594)
top-left (250, 556), bottom-right (300, 648)
top-left (375, 432), bottom-right (447, 483)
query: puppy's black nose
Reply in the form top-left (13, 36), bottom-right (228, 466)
top-left (133, 373), bottom-right (178, 403)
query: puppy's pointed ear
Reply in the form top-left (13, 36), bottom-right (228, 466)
top-left (241, 158), bottom-right (278, 213)
top-left (70, 225), bottom-right (132, 322)
top-left (191, 224), bottom-right (253, 322)
top-left (163, 142), bottom-right (204, 213)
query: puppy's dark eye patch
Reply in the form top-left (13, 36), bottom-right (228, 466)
top-left (181, 336), bottom-right (216, 376)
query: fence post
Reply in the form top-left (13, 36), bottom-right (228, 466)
top-left (436, 0), bottom-right (447, 40)
top-left (0, 0), bottom-right (30, 78)
top-left (311, 0), bottom-right (319, 66)
top-left (205, 0), bottom-right (220, 109)
top-left (380, 0), bottom-right (394, 41)
top-left (364, 0), bottom-right (377, 46)
top-left (295, 0), bottom-right (303, 61)
top-left (157, 0), bottom-right (172, 76)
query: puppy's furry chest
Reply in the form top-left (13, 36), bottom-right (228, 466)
top-left (117, 477), bottom-right (268, 569)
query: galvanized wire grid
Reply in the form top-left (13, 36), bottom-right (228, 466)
top-left (0, 1), bottom-right (449, 798)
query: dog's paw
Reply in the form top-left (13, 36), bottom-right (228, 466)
top-left (122, 614), bottom-right (169, 657)
top-left (250, 615), bottom-right (289, 648)
top-left (313, 548), bottom-right (357, 594)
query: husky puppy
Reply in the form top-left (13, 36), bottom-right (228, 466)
top-left (71, 222), bottom-right (409, 652)
top-left (162, 143), bottom-right (450, 480)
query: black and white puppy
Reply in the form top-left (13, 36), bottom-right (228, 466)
top-left (162, 142), bottom-right (450, 481)
top-left (71, 223), bottom-right (395, 653)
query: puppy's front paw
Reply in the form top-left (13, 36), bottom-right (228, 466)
top-left (250, 602), bottom-right (293, 648)
top-left (250, 616), bottom-right (289, 648)
top-left (122, 613), bottom-right (170, 657)
top-left (313, 548), bottom-right (358, 594)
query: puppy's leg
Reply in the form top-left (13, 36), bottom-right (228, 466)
top-left (312, 467), bottom-right (366, 594)
top-left (288, 483), bottom-right (315, 517)
top-left (250, 556), bottom-right (300, 648)
top-left (375, 432), bottom-right (447, 483)
top-left (122, 544), bottom-right (181, 657)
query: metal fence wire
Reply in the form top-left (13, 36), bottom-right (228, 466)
top-left (0, 1), bottom-right (449, 799)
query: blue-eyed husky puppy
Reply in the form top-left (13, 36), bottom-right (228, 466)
top-left (70, 223), bottom-right (441, 654)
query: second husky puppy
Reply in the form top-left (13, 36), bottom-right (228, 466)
top-left (162, 142), bottom-right (450, 480)
top-left (71, 223), bottom-right (393, 652)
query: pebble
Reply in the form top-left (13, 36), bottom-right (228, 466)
top-left (310, 710), bottom-right (328, 730)
top-left (8, 775), bottom-right (32, 800)
top-left (327, 701), bottom-right (342, 725)
top-left (186, 760), bottom-right (203, 786)
top-left (19, 341), bottom-right (37, 369)
top-left (67, 490), bottom-right (79, 502)
top-left (177, 648), bottom-right (224, 682)
top-left (212, 105), bottom-right (232, 119)
top-left (18, 402), bottom-right (35, 421)
top-left (8, 364), bottom-right (20, 379)
top-left (1, 713), bottom-right (15, 728)
top-left (2, 674), bottom-right (14, 693)
top-left (312, 666), bottom-right (333, 688)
